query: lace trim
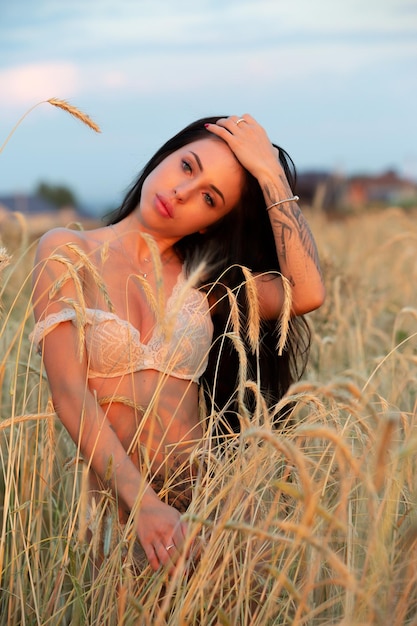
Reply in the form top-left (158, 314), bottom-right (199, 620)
top-left (29, 272), bottom-right (213, 382)
top-left (29, 308), bottom-right (78, 351)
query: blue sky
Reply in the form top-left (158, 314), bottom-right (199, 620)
top-left (1, 0), bottom-right (416, 213)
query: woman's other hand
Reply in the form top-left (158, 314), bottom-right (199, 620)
top-left (136, 491), bottom-right (188, 571)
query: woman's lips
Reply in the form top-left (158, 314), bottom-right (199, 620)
top-left (155, 194), bottom-right (174, 218)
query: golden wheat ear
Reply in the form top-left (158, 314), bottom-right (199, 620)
top-left (0, 247), bottom-right (12, 272)
top-left (1, 98), bottom-right (101, 155)
top-left (47, 98), bottom-right (101, 133)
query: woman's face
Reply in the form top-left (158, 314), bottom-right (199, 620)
top-left (139, 138), bottom-right (245, 240)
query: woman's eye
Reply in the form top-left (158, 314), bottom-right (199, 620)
top-left (182, 160), bottom-right (192, 173)
top-left (203, 193), bottom-right (214, 207)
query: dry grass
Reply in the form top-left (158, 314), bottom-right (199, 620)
top-left (1, 206), bottom-right (417, 625)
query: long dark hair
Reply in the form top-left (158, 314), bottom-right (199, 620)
top-left (107, 116), bottom-right (311, 432)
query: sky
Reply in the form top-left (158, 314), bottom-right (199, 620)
top-left (1, 0), bottom-right (416, 214)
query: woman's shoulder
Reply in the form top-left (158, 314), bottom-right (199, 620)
top-left (36, 226), bottom-right (105, 260)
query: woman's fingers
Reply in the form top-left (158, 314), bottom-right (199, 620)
top-left (154, 541), bottom-right (174, 568)
top-left (205, 114), bottom-right (278, 177)
top-left (214, 114), bottom-right (255, 131)
top-left (142, 523), bottom-right (188, 571)
top-left (145, 529), bottom-right (204, 573)
top-left (144, 544), bottom-right (161, 572)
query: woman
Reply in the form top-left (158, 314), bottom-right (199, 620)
top-left (30, 114), bottom-right (325, 572)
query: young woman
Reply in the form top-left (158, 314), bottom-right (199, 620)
top-left (31, 114), bottom-right (325, 572)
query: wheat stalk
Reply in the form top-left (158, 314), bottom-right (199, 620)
top-left (277, 273), bottom-right (292, 355)
top-left (0, 247), bottom-right (12, 316)
top-left (0, 246), bottom-right (12, 270)
top-left (47, 98), bottom-right (101, 133)
top-left (241, 266), bottom-right (260, 353)
top-left (0, 98), bottom-right (100, 155)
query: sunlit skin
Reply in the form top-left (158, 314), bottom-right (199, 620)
top-left (32, 114), bottom-right (326, 573)
top-left (76, 139), bottom-right (246, 543)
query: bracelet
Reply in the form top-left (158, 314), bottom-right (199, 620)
top-left (266, 195), bottom-right (299, 211)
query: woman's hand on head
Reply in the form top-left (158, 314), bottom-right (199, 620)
top-left (205, 114), bottom-right (281, 181)
top-left (136, 494), bottom-right (188, 572)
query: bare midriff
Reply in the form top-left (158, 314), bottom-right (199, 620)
top-left (89, 368), bottom-right (203, 482)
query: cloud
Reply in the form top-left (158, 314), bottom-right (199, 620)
top-left (3, 0), bottom-right (415, 68)
top-left (79, 35), bottom-right (416, 102)
top-left (0, 62), bottom-right (80, 107)
top-left (2, 23), bottom-right (415, 114)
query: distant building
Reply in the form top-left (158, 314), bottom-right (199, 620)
top-left (297, 170), bottom-right (417, 212)
top-left (343, 170), bottom-right (417, 209)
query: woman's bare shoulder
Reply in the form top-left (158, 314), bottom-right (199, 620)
top-left (36, 226), bottom-right (106, 259)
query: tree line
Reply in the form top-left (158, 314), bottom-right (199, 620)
top-left (35, 182), bottom-right (78, 209)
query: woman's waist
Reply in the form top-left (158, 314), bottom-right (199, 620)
top-left (96, 392), bottom-right (202, 467)
top-left (89, 369), bottom-right (198, 409)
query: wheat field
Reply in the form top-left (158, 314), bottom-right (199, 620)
top-left (1, 200), bottom-right (417, 625)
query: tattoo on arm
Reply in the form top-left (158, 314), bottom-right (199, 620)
top-left (277, 222), bottom-right (295, 286)
top-left (263, 182), bottom-right (323, 281)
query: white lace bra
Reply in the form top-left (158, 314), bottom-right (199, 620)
top-left (30, 272), bottom-right (214, 383)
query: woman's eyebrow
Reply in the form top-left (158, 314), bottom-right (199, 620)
top-left (190, 151), bottom-right (225, 205)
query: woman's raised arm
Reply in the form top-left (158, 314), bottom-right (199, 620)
top-left (205, 115), bottom-right (326, 319)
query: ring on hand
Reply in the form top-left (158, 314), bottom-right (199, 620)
top-left (166, 544), bottom-right (175, 551)
top-left (235, 118), bottom-right (246, 126)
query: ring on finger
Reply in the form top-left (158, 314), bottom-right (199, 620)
top-left (235, 118), bottom-right (246, 126)
top-left (166, 544), bottom-right (175, 551)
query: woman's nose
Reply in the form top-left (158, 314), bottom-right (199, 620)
top-left (173, 181), bottom-right (194, 201)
